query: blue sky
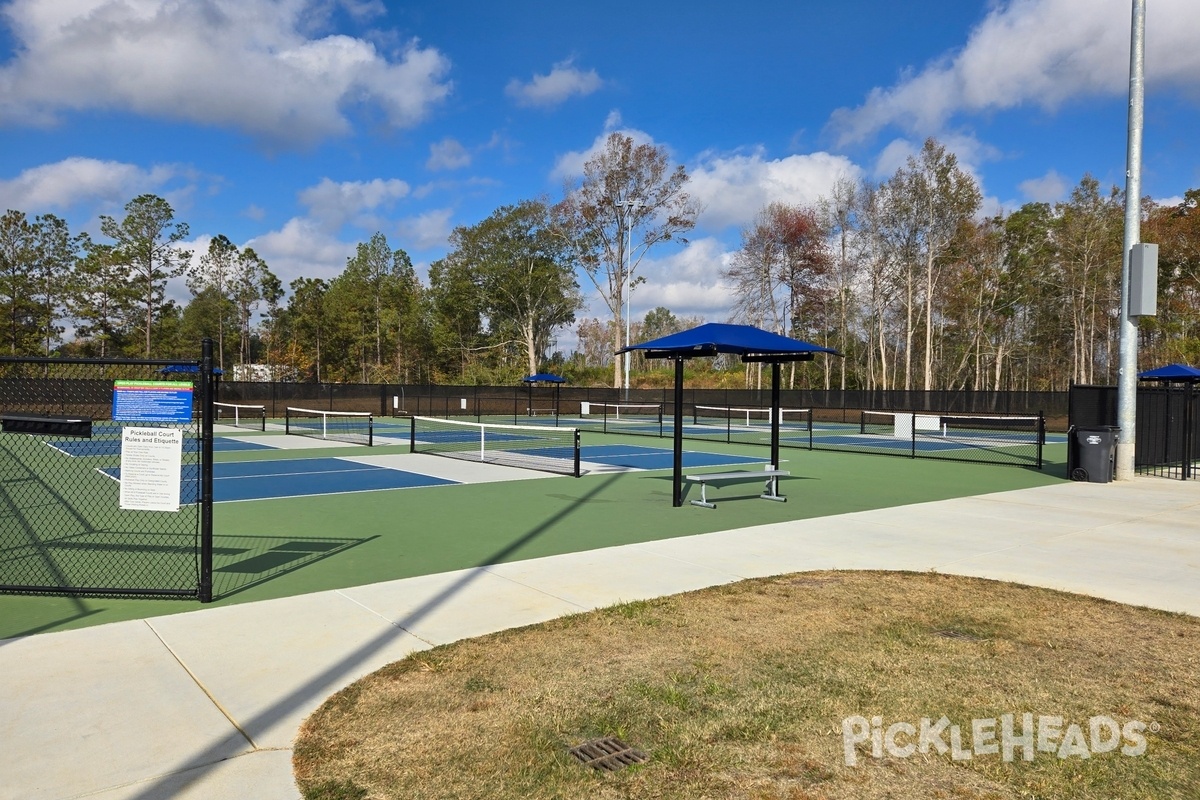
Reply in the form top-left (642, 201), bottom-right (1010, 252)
top-left (1, 0), bottom-right (1198, 343)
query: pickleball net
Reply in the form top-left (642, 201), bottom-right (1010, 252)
top-left (860, 410), bottom-right (1042, 443)
top-left (215, 401), bottom-right (266, 431)
top-left (693, 405), bottom-right (812, 429)
top-left (285, 407), bottom-right (373, 446)
top-left (409, 416), bottom-right (580, 476)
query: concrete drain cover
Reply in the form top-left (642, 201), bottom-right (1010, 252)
top-left (569, 737), bottom-right (649, 771)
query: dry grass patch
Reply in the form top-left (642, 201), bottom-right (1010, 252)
top-left (293, 571), bottom-right (1200, 799)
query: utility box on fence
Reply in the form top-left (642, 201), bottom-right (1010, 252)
top-left (1070, 426), bottom-right (1118, 483)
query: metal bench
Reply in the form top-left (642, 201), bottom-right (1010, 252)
top-left (684, 468), bottom-right (789, 508)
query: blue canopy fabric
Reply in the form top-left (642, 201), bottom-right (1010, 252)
top-left (522, 373), bottom-right (566, 383)
top-left (617, 322), bottom-right (840, 361)
top-left (1138, 363), bottom-right (1200, 382)
top-left (617, 322), bottom-right (839, 507)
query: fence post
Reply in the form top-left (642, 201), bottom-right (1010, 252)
top-left (199, 338), bottom-right (214, 603)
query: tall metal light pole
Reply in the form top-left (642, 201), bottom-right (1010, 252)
top-left (615, 198), bottom-right (642, 400)
top-left (1116, 0), bottom-right (1146, 480)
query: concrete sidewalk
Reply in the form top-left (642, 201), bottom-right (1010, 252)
top-left (3, 477), bottom-right (1198, 800)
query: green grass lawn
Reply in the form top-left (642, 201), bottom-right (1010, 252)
top-left (294, 571), bottom-right (1200, 800)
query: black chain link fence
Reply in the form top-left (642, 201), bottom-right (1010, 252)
top-left (219, 381), bottom-right (1056, 470)
top-left (1070, 383), bottom-right (1200, 479)
top-left (0, 348), bottom-right (214, 600)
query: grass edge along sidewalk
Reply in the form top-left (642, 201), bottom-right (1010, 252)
top-left (0, 440), bottom-right (1069, 640)
top-left (294, 571), bottom-right (1199, 800)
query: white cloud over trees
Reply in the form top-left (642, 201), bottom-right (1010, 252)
top-left (298, 177), bottom-right (411, 231)
top-left (0, 157), bottom-right (184, 211)
top-left (687, 149), bottom-right (862, 232)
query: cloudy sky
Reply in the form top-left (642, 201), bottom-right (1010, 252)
top-left (1, 0), bottom-right (1198, 345)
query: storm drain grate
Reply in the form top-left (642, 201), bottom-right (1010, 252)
top-left (569, 737), bottom-right (649, 771)
top-left (934, 629), bottom-right (985, 642)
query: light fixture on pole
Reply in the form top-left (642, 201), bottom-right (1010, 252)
top-left (615, 198), bottom-right (642, 400)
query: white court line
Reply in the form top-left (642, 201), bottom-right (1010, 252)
top-left (337, 453), bottom-right (564, 484)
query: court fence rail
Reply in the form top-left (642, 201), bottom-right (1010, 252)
top-left (1070, 383), bottom-right (1200, 480)
top-left (0, 342), bottom-right (215, 602)
top-left (218, 381), bottom-right (1059, 470)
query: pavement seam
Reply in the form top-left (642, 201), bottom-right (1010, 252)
top-left (333, 588), bottom-right (438, 646)
top-left (143, 618), bottom-right (259, 751)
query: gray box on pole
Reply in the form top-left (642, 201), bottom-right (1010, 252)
top-left (1129, 242), bottom-right (1158, 317)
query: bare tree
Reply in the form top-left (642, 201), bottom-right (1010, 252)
top-left (885, 139), bottom-right (982, 390)
top-left (554, 133), bottom-right (698, 388)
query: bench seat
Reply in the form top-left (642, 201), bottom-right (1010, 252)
top-left (683, 468), bottom-right (789, 508)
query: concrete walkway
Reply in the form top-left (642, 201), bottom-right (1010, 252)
top-left (3, 477), bottom-right (1198, 800)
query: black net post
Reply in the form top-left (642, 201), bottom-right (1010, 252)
top-left (573, 429), bottom-right (581, 478)
top-left (199, 338), bottom-right (214, 603)
top-left (1037, 411), bottom-right (1045, 470)
top-left (673, 357), bottom-right (684, 507)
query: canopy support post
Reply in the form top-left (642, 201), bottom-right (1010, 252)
top-left (673, 356), bottom-right (685, 507)
top-left (770, 361), bottom-right (781, 494)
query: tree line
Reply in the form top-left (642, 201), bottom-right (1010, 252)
top-left (2, 135), bottom-right (1197, 390)
top-left (0, 133), bottom-right (694, 385)
top-left (721, 138), bottom-right (1200, 392)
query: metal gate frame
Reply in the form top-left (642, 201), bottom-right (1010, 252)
top-left (0, 340), bottom-right (214, 601)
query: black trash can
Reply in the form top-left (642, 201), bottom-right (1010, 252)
top-left (1071, 426), bottom-right (1118, 483)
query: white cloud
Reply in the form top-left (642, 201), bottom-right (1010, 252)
top-left (827, 0), bottom-right (1200, 146)
top-left (551, 125), bottom-right (658, 181)
top-left (298, 177), bottom-right (410, 231)
top-left (0, 157), bottom-right (182, 211)
top-left (581, 237), bottom-right (733, 324)
top-left (505, 59), bottom-right (603, 108)
top-left (871, 139), bottom-right (920, 179)
top-left (870, 132), bottom-right (998, 184)
top-left (395, 207), bottom-right (454, 251)
top-left (1019, 170), bottom-right (1070, 203)
top-left (688, 148), bottom-right (863, 231)
top-left (244, 217), bottom-right (355, 286)
top-left (426, 138), bottom-right (471, 171)
top-left (0, 0), bottom-right (452, 147)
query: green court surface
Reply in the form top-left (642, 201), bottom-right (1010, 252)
top-left (0, 429), bottom-right (1069, 640)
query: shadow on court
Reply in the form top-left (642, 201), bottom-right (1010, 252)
top-left (121, 471), bottom-right (625, 800)
top-left (211, 534), bottom-right (378, 599)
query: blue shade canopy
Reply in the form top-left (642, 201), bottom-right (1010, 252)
top-left (1138, 363), bottom-right (1200, 382)
top-left (522, 373), bottom-right (566, 383)
top-left (617, 322), bottom-right (840, 361)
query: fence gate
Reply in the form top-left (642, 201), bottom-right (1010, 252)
top-left (0, 346), bottom-right (214, 601)
top-left (1068, 383), bottom-right (1199, 480)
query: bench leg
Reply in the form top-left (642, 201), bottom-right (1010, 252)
top-left (689, 481), bottom-right (716, 509)
top-left (760, 476), bottom-right (787, 503)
